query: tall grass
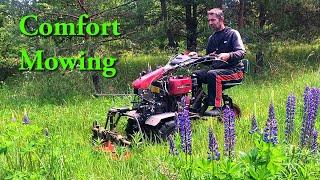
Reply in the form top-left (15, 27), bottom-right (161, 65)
top-left (0, 41), bottom-right (319, 179)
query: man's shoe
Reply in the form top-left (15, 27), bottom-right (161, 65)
top-left (204, 107), bottom-right (223, 117)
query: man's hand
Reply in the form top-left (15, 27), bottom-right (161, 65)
top-left (209, 51), bottom-right (217, 57)
top-left (188, 51), bottom-right (198, 57)
top-left (217, 53), bottom-right (231, 61)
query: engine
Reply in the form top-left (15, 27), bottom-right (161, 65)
top-left (133, 75), bottom-right (192, 121)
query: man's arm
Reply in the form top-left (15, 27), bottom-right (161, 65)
top-left (229, 30), bottom-right (246, 61)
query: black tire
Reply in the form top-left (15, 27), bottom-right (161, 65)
top-left (125, 118), bottom-right (139, 139)
top-left (217, 104), bottom-right (242, 122)
top-left (231, 103), bottom-right (241, 118)
top-left (158, 120), bottom-right (176, 140)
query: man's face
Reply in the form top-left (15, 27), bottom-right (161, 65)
top-left (208, 14), bottom-right (222, 31)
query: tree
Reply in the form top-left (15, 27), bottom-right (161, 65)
top-left (160, 0), bottom-right (177, 48)
top-left (184, 0), bottom-right (197, 51)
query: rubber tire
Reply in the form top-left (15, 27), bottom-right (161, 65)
top-left (125, 118), bottom-right (139, 139)
top-left (158, 120), bottom-right (176, 140)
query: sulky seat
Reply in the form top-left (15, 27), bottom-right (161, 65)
top-left (222, 59), bottom-right (249, 90)
top-left (221, 59), bottom-right (249, 117)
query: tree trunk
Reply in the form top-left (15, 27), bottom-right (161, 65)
top-left (185, 2), bottom-right (197, 51)
top-left (89, 47), bottom-right (102, 94)
top-left (237, 0), bottom-right (245, 29)
top-left (160, 0), bottom-right (177, 48)
top-left (216, 0), bottom-right (223, 8)
top-left (258, 1), bottom-right (266, 28)
top-left (255, 0), bottom-right (267, 73)
top-left (79, 0), bottom-right (102, 93)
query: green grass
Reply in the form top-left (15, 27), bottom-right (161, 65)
top-left (1, 42), bottom-right (320, 179)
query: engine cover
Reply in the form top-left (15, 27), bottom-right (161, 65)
top-left (168, 76), bottom-right (192, 95)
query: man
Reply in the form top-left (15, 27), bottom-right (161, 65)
top-left (195, 8), bottom-right (246, 115)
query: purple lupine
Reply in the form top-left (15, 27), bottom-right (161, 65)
top-left (178, 110), bottom-right (186, 151)
top-left (183, 108), bottom-right (192, 155)
top-left (174, 112), bottom-right (180, 133)
top-left (300, 87), bottom-right (311, 148)
top-left (208, 128), bottom-right (220, 161)
top-left (22, 113), bottom-right (30, 125)
top-left (249, 115), bottom-right (259, 134)
top-left (300, 87), bottom-right (320, 149)
top-left (223, 106), bottom-right (236, 157)
top-left (311, 129), bottom-right (318, 154)
top-left (178, 97), bottom-right (192, 155)
top-left (305, 88), bottom-right (320, 149)
top-left (263, 104), bottom-right (278, 145)
top-left (263, 118), bottom-right (271, 143)
top-left (168, 134), bottom-right (178, 155)
top-left (285, 94), bottom-right (296, 142)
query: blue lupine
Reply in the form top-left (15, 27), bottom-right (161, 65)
top-left (178, 97), bottom-right (192, 155)
top-left (208, 128), bottom-right (220, 160)
top-left (263, 104), bottom-right (278, 145)
top-left (300, 87), bottom-right (311, 147)
top-left (168, 134), bottom-right (178, 155)
top-left (300, 87), bottom-right (320, 149)
top-left (183, 108), bottom-right (192, 155)
top-left (22, 111), bottom-right (30, 125)
top-left (311, 129), bottom-right (318, 154)
top-left (174, 113), bottom-right (180, 132)
top-left (223, 106), bottom-right (236, 157)
top-left (178, 110), bottom-right (186, 151)
top-left (285, 94), bottom-right (296, 142)
top-left (307, 88), bottom-right (320, 147)
top-left (249, 115), bottom-right (259, 134)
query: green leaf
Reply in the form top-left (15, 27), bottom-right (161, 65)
top-left (248, 166), bottom-right (259, 179)
top-left (0, 146), bottom-right (7, 155)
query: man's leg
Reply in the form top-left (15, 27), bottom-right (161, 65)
top-left (207, 69), bottom-right (243, 107)
top-left (193, 69), bottom-right (208, 88)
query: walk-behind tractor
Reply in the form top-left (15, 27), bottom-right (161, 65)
top-left (92, 54), bottom-right (248, 147)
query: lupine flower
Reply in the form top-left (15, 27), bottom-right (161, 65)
top-left (263, 104), bottom-right (278, 145)
top-left (223, 106), bottom-right (236, 157)
top-left (300, 87), bottom-right (320, 149)
top-left (311, 129), bottom-right (318, 154)
top-left (174, 113), bottom-right (180, 132)
top-left (168, 134), bottom-right (178, 155)
top-left (208, 128), bottom-right (220, 161)
top-left (178, 110), bottom-right (186, 151)
top-left (300, 87), bottom-right (311, 148)
top-left (22, 110), bottom-right (30, 124)
top-left (249, 115), bottom-right (259, 134)
top-left (285, 94), bottom-right (296, 142)
top-left (178, 97), bottom-right (192, 155)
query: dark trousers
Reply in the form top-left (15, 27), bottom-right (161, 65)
top-left (195, 68), bottom-right (243, 107)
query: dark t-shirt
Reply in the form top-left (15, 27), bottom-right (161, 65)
top-left (206, 27), bottom-right (246, 68)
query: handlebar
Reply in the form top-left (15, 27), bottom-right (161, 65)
top-left (168, 54), bottom-right (222, 66)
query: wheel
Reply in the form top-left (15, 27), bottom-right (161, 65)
top-left (158, 120), bottom-right (176, 140)
top-left (125, 118), bottom-right (140, 139)
top-left (217, 104), bottom-right (242, 122)
top-left (92, 120), bottom-right (100, 145)
top-left (231, 103), bottom-right (241, 118)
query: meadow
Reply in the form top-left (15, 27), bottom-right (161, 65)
top-left (0, 41), bottom-right (320, 179)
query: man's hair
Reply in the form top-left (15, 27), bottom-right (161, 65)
top-left (207, 8), bottom-right (224, 20)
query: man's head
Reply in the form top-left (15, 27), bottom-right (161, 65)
top-left (207, 8), bottom-right (225, 31)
